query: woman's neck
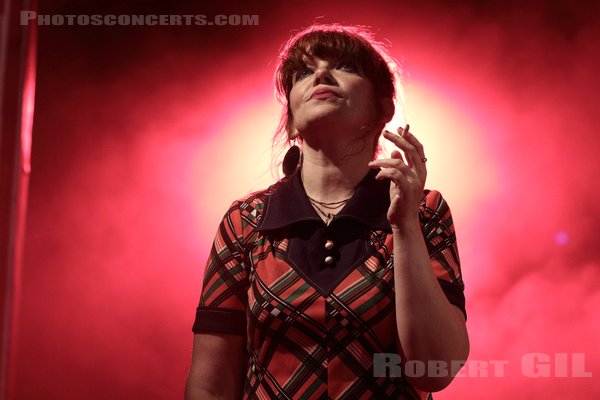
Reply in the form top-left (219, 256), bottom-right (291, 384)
top-left (299, 140), bottom-right (374, 203)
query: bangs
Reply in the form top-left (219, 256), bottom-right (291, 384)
top-left (284, 31), bottom-right (374, 79)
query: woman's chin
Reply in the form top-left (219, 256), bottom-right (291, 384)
top-left (296, 111), bottom-right (347, 131)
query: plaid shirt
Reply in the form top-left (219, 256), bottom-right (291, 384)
top-left (193, 170), bottom-right (465, 399)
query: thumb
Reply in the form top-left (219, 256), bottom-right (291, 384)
top-left (391, 149), bottom-right (402, 159)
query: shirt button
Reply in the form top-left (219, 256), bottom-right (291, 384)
top-left (324, 240), bottom-right (335, 250)
top-left (324, 255), bottom-right (335, 265)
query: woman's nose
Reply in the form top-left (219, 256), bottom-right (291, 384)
top-left (313, 66), bottom-right (336, 85)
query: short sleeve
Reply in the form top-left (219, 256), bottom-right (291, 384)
top-left (192, 201), bottom-right (250, 335)
top-left (419, 190), bottom-right (467, 320)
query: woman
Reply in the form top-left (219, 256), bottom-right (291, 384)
top-left (185, 24), bottom-right (469, 400)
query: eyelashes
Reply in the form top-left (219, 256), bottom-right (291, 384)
top-left (336, 62), bottom-right (358, 73)
top-left (294, 66), bottom-right (312, 81)
top-left (293, 61), bottom-right (359, 82)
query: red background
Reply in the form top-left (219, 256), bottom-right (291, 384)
top-left (13, 0), bottom-right (600, 398)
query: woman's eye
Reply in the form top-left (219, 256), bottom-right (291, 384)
top-left (336, 62), bottom-right (357, 73)
top-left (294, 67), bottom-right (312, 81)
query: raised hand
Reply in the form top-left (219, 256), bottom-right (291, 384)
top-left (368, 125), bottom-right (427, 228)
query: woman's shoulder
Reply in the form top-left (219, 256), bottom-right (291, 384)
top-left (221, 179), bottom-right (285, 226)
top-left (421, 189), bottom-right (450, 210)
top-left (233, 179), bottom-right (283, 207)
top-left (419, 188), bottom-right (455, 226)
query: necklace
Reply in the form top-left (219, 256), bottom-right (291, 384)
top-left (307, 196), bottom-right (351, 225)
top-left (306, 195), bottom-right (352, 207)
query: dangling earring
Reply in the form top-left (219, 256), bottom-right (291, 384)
top-left (282, 133), bottom-right (302, 177)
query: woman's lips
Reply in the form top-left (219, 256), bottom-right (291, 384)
top-left (310, 90), bottom-right (340, 100)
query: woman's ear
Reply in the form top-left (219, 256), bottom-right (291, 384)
top-left (379, 98), bottom-right (395, 123)
top-left (286, 116), bottom-right (298, 140)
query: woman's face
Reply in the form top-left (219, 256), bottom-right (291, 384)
top-left (288, 54), bottom-right (379, 140)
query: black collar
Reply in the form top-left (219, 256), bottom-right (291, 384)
top-left (257, 169), bottom-right (392, 232)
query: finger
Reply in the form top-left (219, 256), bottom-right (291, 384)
top-left (382, 130), bottom-right (422, 169)
top-left (397, 125), bottom-right (426, 161)
top-left (390, 149), bottom-right (404, 161)
top-left (375, 168), bottom-right (406, 183)
top-left (389, 150), bottom-right (407, 168)
top-left (369, 158), bottom-right (411, 172)
top-left (384, 130), bottom-right (428, 174)
top-left (397, 124), bottom-right (410, 137)
top-left (402, 129), bottom-right (426, 159)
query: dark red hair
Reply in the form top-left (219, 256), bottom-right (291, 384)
top-left (273, 24), bottom-right (399, 150)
